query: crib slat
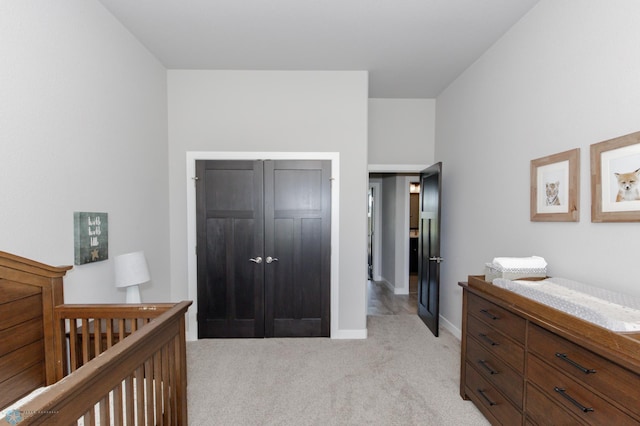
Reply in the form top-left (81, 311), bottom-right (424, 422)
top-left (135, 365), bottom-right (145, 425)
top-left (81, 318), bottom-right (90, 364)
top-left (162, 344), bottom-right (171, 425)
top-left (168, 338), bottom-right (176, 424)
top-left (93, 318), bottom-right (102, 357)
top-left (69, 320), bottom-right (79, 372)
top-left (83, 408), bottom-right (95, 426)
top-left (145, 358), bottom-right (154, 424)
top-left (106, 318), bottom-right (114, 349)
top-left (99, 394), bottom-right (109, 425)
top-left (113, 382), bottom-right (123, 426)
top-left (119, 318), bottom-right (126, 341)
top-left (124, 375), bottom-right (135, 424)
top-left (175, 315), bottom-right (188, 425)
top-left (154, 350), bottom-right (163, 425)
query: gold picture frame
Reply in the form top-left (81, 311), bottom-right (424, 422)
top-left (591, 130), bottom-right (640, 222)
top-left (530, 148), bottom-right (580, 222)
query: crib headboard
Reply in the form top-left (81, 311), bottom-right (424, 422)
top-left (0, 251), bottom-right (71, 408)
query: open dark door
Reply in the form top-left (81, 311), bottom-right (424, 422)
top-left (417, 162), bottom-right (442, 337)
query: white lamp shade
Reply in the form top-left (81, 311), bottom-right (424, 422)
top-left (114, 251), bottom-right (150, 288)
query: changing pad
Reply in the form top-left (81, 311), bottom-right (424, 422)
top-left (492, 277), bottom-right (640, 332)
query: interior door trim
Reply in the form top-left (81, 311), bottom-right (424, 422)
top-left (367, 169), bottom-right (429, 294)
top-left (186, 151), bottom-right (341, 341)
top-left (368, 180), bottom-right (382, 281)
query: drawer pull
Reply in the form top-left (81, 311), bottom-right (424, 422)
top-left (554, 387), bottom-right (594, 413)
top-left (477, 388), bottom-right (497, 406)
top-left (478, 359), bottom-right (498, 375)
top-left (555, 353), bottom-right (597, 374)
top-left (479, 309), bottom-right (499, 320)
top-left (478, 333), bottom-right (499, 346)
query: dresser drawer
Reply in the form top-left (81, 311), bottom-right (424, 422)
top-left (526, 383), bottom-right (584, 426)
top-left (466, 361), bottom-right (522, 425)
top-left (466, 334), bottom-right (523, 409)
top-left (467, 292), bottom-right (526, 344)
top-left (528, 324), bottom-right (640, 419)
top-left (527, 354), bottom-right (638, 425)
top-left (467, 313), bottom-right (525, 373)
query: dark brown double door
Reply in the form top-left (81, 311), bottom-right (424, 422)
top-left (196, 160), bottom-right (331, 338)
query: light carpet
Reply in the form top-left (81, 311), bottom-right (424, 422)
top-left (187, 315), bottom-right (490, 425)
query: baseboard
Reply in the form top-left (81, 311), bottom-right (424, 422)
top-left (440, 315), bottom-right (461, 340)
top-left (378, 277), bottom-right (395, 293)
top-left (394, 287), bottom-right (409, 295)
top-left (331, 328), bottom-right (368, 339)
top-left (378, 276), bottom-right (408, 295)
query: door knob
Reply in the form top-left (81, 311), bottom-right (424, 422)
top-left (266, 256), bottom-right (279, 264)
top-left (249, 257), bottom-right (263, 264)
top-left (429, 256), bottom-right (444, 264)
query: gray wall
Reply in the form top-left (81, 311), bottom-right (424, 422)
top-left (368, 99), bottom-right (435, 166)
top-left (0, 0), bottom-right (170, 304)
top-left (167, 70), bottom-right (369, 339)
top-left (368, 99), bottom-right (436, 298)
top-left (436, 0), bottom-right (640, 337)
top-left (380, 176), bottom-right (398, 288)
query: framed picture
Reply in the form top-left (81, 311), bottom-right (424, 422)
top-left (591, 130), bottom-right (640, 222)
top-left (74, 212), bottom-right (109, 265)
top-left (530, 148), bottom-right (580, 222)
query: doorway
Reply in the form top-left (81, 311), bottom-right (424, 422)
top-left (409, 181), bottom-right (420, 296)
top-left (366, 173), bottom-right (419, 314)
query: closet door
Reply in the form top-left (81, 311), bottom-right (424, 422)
top-left (196, 159), bottom-right (331, 338)
top-left (196, 160), bottom-right (265, 338)
top-left (264, 160), bottom-right (331, 337)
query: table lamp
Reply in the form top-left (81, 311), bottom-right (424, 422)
top-left (114, 251), bottom-right (150, 303)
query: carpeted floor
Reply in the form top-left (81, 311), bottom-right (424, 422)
top-left (187, 315), bottom-right (490, 425)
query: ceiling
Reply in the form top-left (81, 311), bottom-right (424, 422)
top-left (98, 0), bottom-right (539, 98)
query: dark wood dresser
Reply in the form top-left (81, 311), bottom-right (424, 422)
top-left (460, 275), bottom-right (640, 425)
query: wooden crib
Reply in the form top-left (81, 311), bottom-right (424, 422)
top-left (0, 251), bottom-right (191, 425)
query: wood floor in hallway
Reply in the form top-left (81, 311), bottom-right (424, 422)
top-left (367, 274), bottom-right (418, 316)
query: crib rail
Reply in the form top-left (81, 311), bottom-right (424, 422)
top-left (6, 301), bottom-right (191, 425)
top-left (53, 303), bottom-right (178, 379)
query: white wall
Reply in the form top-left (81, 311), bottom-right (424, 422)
top-left (0, 0), bottom-right (170, 303)
top-left (374, 175), bottom-right (416, 295)
top-left (436, 0), bottom-right (640, 336)
top-left (368, 99), bottom-right (435, 296)
top-left (379, 176), bottom-right (398, 289)
top-left (368, 99), bottom-right (436, 166)
top-left (167, 70), bottom-right (369, 338)
top-left (393, 176), bottom-right (414, 295)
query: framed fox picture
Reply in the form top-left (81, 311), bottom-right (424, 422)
top-left (591, 131), bottom-right (640, 222)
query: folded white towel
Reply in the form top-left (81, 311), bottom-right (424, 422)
top-left (491, 256), bottom-right (547, 270)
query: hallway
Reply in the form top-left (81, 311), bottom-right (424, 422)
top-left (367, 275), bottom-right (418, 316)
